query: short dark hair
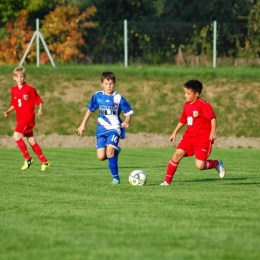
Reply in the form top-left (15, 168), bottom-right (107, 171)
top-left (101, 71), bottom-right (116, 83)
top-left (184, 79), bottom-right (203, 94)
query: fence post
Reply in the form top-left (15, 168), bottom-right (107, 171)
top-left (213, 20), bottom-right (217, 68)
top-left (20, 19), bottom-right (55, 67)
top-left (124, 19), bottom-right (128, 67)
top-left (36, 18), bottom-right (40, 67)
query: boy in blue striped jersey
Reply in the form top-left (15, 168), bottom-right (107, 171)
top-left (77, 71), bottom-right (133, 184)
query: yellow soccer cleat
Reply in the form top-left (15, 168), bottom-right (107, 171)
top-left (41, 161), bottom-right (50, 171)
top-left (21, 158), bottom-right (34, 170)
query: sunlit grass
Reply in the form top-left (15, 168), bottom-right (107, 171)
top-left (0, 147), bottom-right (259, 260)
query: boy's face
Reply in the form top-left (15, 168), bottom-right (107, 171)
top-left (13, 73), bottom-right (25, 86)
top-left (101, 78), bottom-right (115, 95)
top-left (184, 87), bottom-right (199, 104)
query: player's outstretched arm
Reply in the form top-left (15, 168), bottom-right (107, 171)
top-left (76, 109), bottom-right (92, 136)
top-left (169, 122), bottom-right (184, 142)
top-left (37, 103), bottom-right (43, 116)
top-left (4, 106), bottom-right (15, 117)
top-left (121, 114), bottom-right (132, 129)
top-left (209, 118), bottom-right (217, 141)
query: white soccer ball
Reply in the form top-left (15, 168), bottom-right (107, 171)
top-left (129, 170), bottom-right (147, 186)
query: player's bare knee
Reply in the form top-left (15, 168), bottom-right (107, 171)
top-left (106, 146), bottom-right (115, 158)
top-left (27, 136), bottom-right (36, 146)
top-left (97, 152), bottom-right (106, 160)
top-left (172, 152), bottom-right (182, 162)
top-left (13, 132), bottom-right (20, 141)
top-left (195, 162), bottom-right (206, 170)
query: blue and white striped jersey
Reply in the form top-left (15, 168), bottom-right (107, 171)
top-left (88, 91), bottom-right (133, 138)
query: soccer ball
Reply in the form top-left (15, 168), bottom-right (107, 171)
top-left (129, 170), bottom-right (147, 186)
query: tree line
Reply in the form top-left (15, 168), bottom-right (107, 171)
top-left (0, 0), bottom-right (259, 65)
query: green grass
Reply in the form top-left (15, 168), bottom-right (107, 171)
top-left (0, 147), bottom-right (259, 260)
top-left (1, 64), bottom-right (260, 137)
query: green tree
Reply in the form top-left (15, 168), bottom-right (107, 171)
top-left (74, 0), bottom-right (158, 21)
top-left (159, 0), bottom-right (255, 59)
top-left (242, 1), bottom-right (260, 58)
top-left (0, 0), bottom-right (24, 26)
top-left (77, 0), bottom-right (161, 63)
top-left (0, 0), bottom-right (78, 27)
top-left (160, 0), bottom-right (252, 23)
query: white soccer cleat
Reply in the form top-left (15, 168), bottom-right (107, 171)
top-left (216, 160), bottom-right (226, 178)
top-left (160, 181), bottom-right (170, 186)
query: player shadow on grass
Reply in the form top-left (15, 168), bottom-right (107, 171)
top-left (177, 177), bottom-right (248, 183)
top-left (120, 165), bottom-right (166, 169)
top-left (147, 177), bottom-right (251, 186)
top-left (81, 165), bottom-right (165, 170)
top-left (82, 166), bottom-right (110, 170)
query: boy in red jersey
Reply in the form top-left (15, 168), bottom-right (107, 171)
top-left (160, 79), bottom-right (225, 186)
top-left (4, 66), bottom-right (50, 171)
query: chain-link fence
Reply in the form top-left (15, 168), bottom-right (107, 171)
top-left (1, 20), bottom-right (259, 66)
top-left (79, 20), bottom-right (259, 66)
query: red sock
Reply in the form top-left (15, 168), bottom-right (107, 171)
top-left (205, 159), bottom-right (219, 169)
top-left (31, 143), bottom-right (47, 163)
top-left (16, 139), bottom-right (31, 160)
top-left (165, 159), bottom-right (179, 184)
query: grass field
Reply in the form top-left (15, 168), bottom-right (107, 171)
top-left (0, 147), bottom-right (259, 260)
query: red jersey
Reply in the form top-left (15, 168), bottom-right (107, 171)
top-left (10, 82), bottom-right (42, 126)
top-left (179, 98), bottom-right (216, 140)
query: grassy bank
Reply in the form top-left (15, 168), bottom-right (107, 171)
top-left (1, 64), bottom-right (259, 137)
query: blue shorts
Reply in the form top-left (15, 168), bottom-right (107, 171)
top-left (96, 131), bottom-right (120, 149)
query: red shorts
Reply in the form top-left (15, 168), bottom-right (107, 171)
top-left (15, 122), bottom-right (34, 137)
top-left (177, 135), bottom-right (213, 161)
